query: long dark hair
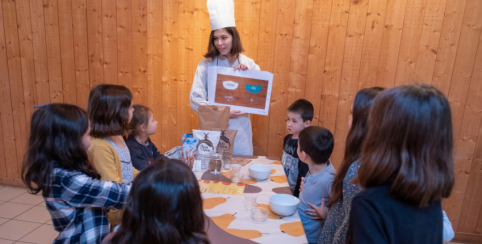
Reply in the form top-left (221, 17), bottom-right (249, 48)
top-left (327, 87), bottom-right (385, 208)
top-left (110, 159), bottom-right (210, 244)
top-left (22, 104), bottom-right (101, 197)
top-left (204, 27), bottom-right (244, 60)
top-left (358, 84), bottom-right (454, 207)
top-left (88, 84), bottom-right (132, 138)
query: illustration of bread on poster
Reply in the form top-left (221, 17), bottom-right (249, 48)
top-left (207, 66), bottom-right (274, 116)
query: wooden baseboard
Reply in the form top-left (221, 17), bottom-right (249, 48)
top-left (454, 232), bottom-right (482, 243)
top-left (0, 177), bottom-right (27, 188)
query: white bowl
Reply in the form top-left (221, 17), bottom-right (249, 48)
top-left (248, 164), bottom-right (272, 181)
top-left (269, 194), bottom-right (300, 216)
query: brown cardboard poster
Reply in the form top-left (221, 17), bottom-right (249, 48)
top-left (214, 74), bottom-right (269, 110)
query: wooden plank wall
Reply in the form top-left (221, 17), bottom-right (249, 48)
top-left (0, 0), bottom-right (481, 241)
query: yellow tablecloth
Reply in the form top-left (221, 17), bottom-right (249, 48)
top-left (194, 156), bottom-right (308, 244)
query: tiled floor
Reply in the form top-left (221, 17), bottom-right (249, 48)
top-left (0, 185), bottom-right (478, 244)
top-left (0, 185), bottom-right (57, 244)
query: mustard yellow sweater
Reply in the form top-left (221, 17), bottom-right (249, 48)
top-left (88, 138), bottom-right (139, 226)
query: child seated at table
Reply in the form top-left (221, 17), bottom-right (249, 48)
top-left (297, 126), bottom-right (336, 244)
top-left (126, 104), bottom-right (167, 171)
top-left (102, 158), bottom-right (210, 244)
top-left (283, 99), bottom-right (313, 197)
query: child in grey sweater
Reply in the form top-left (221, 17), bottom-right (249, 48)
top-left (296, 126), bottom-right (335, 244)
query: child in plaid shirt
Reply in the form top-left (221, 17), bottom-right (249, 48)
top-left (22, 104), bottom-right (131, 244)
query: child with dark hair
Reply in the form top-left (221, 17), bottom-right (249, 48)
top-left (87, 84), bottom-right (139, 227)
top-left (126, 105), bottom-right (167, 171)
top-left (283, 99), bottom-right (313, 197)
top-left (318, 87), bottom-right (385, 244)
top-left (102, 158), bottom-right (210, 244)
top-left (22, 104), bottom-right (131, 244)
top-left (297, 126), bottom-right (336, 244)
top-left (347, 84), bottom-right (455, 244)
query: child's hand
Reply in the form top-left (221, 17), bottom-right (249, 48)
top-left (299, 177), bottom-right (305, 192)
top-left (305, 198), bottom-right (326, 220)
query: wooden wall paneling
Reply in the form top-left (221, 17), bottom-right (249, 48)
top-left (71, 0), bottom-right (90, 109)
top-left (86, 0), bottom-right (103, 88)
top-left (15, 0), bottom-right (37, 120)
top-left (375, 0), bottom-right (408, 88)
top-left (191, 0), bottom-right (210, 130)
top-left (266, 0), bottom-right (297, 156)
top-left (241, 0), bottom-right (261, 155)
top-left (252, 0), bottom-right (279, 156)
top-left (234, 0), bottom-right (243, 39)
top-left (240, 0), bottom-right (260, 61)
top-left (476, 125), bottom-right (482, 236)
top-left (318, 0), bottom-right (351, 135)
top-left (357, 0), bottom-right (388, 89)
top-left (286, 0), bottom-right (313, 107)
top-left (146, 0), bottom-right (162, 148)
top-left (29, 0), bottom-right (50, 105)
top-left (1, 0), bottom-right (27, 179)
top-left (412, 0), bottom-right (446, 84)
top-left (431, 0), bottom-right (467, 95)
top-left (43, 0), bottom-right (64, 102)
top-left (58, 0), bottom-right (77, 105)
top-left (393, 0), bottom-right (426, 86)
top-left (456, 29), bottom-right (482, 233)
top-left (102, 0), bottom-right (118, 85)
top-left (454, 232), bottom-right (482, 243)
top-left (0, 116), bottom-right (5, 178)
top-left (443, 0), bottom-right (482, 230)
top-left (160, 0), bottom-right (178, 151)
top-left (132, 0), bottom-right (148, 106)
top-left (304, 0), bottom-right (333, 128)
top-left (117, 0), bottom-right (133, 92)
top-left (331, 0), bottom-right (370, 167)
top-left (177, 0), bottom-right (194, 143)
top-left (0, 0), bottom-right (15, 178)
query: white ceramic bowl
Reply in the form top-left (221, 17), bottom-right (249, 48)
top-left (248, 164), bottom-right (272, 181)
top-left (269, 194), bottom-right (300, 216)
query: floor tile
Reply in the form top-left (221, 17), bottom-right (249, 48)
top-left (9, 193), bottom-right (44, 206)
top-left (14, 206), bottom-right (51, 224)
top-left (0, 188), bottom-right (27, 202)
top-left (36, 202), bottom-right (45, 207)
top-left (0, 239), bottom-right (15, 244)
top-left (19, 225), bottom-right (57, 244)
top-left (14, 242), bottom-right (33, 244)
top-left (0, 203), bottom-right (33, 219)
top-left (44, 219), bottom-right (53, 225)
top-left (0, 220), bottom-right (40, 241)
top-left (0, 218), bottom-right (8, 225)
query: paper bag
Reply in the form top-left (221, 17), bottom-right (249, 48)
top-left (198, 105), bottom-right (230, 130)
top-left (193, 130), bottom-right (221, 161)
top-left (213, 128), bottom-right (237, 161)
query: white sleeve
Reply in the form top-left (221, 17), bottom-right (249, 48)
top-left (442, 210), bottom-right (454, 242)
top-left (190, 61), bottom-right (209, 113)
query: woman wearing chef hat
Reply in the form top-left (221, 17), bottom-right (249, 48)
top-left (190, 0), bottom-right (260, 155)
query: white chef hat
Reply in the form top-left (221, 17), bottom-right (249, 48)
top-left (207, 0), bottom-right (236, 31)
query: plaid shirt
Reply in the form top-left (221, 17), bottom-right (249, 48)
top-left (43, 168), bottom-right (131, 244)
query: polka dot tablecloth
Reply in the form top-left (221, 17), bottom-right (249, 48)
top-left (194, 156), bottom-right (308, 244)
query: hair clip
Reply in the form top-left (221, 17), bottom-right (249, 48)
top-left (34, 103), bottom-right (50, 109)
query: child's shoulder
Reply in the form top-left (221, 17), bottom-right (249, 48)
top-left (283, 134), bottom-right (293, 142)
top-left (125, 135), bottom-right (139, 147)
